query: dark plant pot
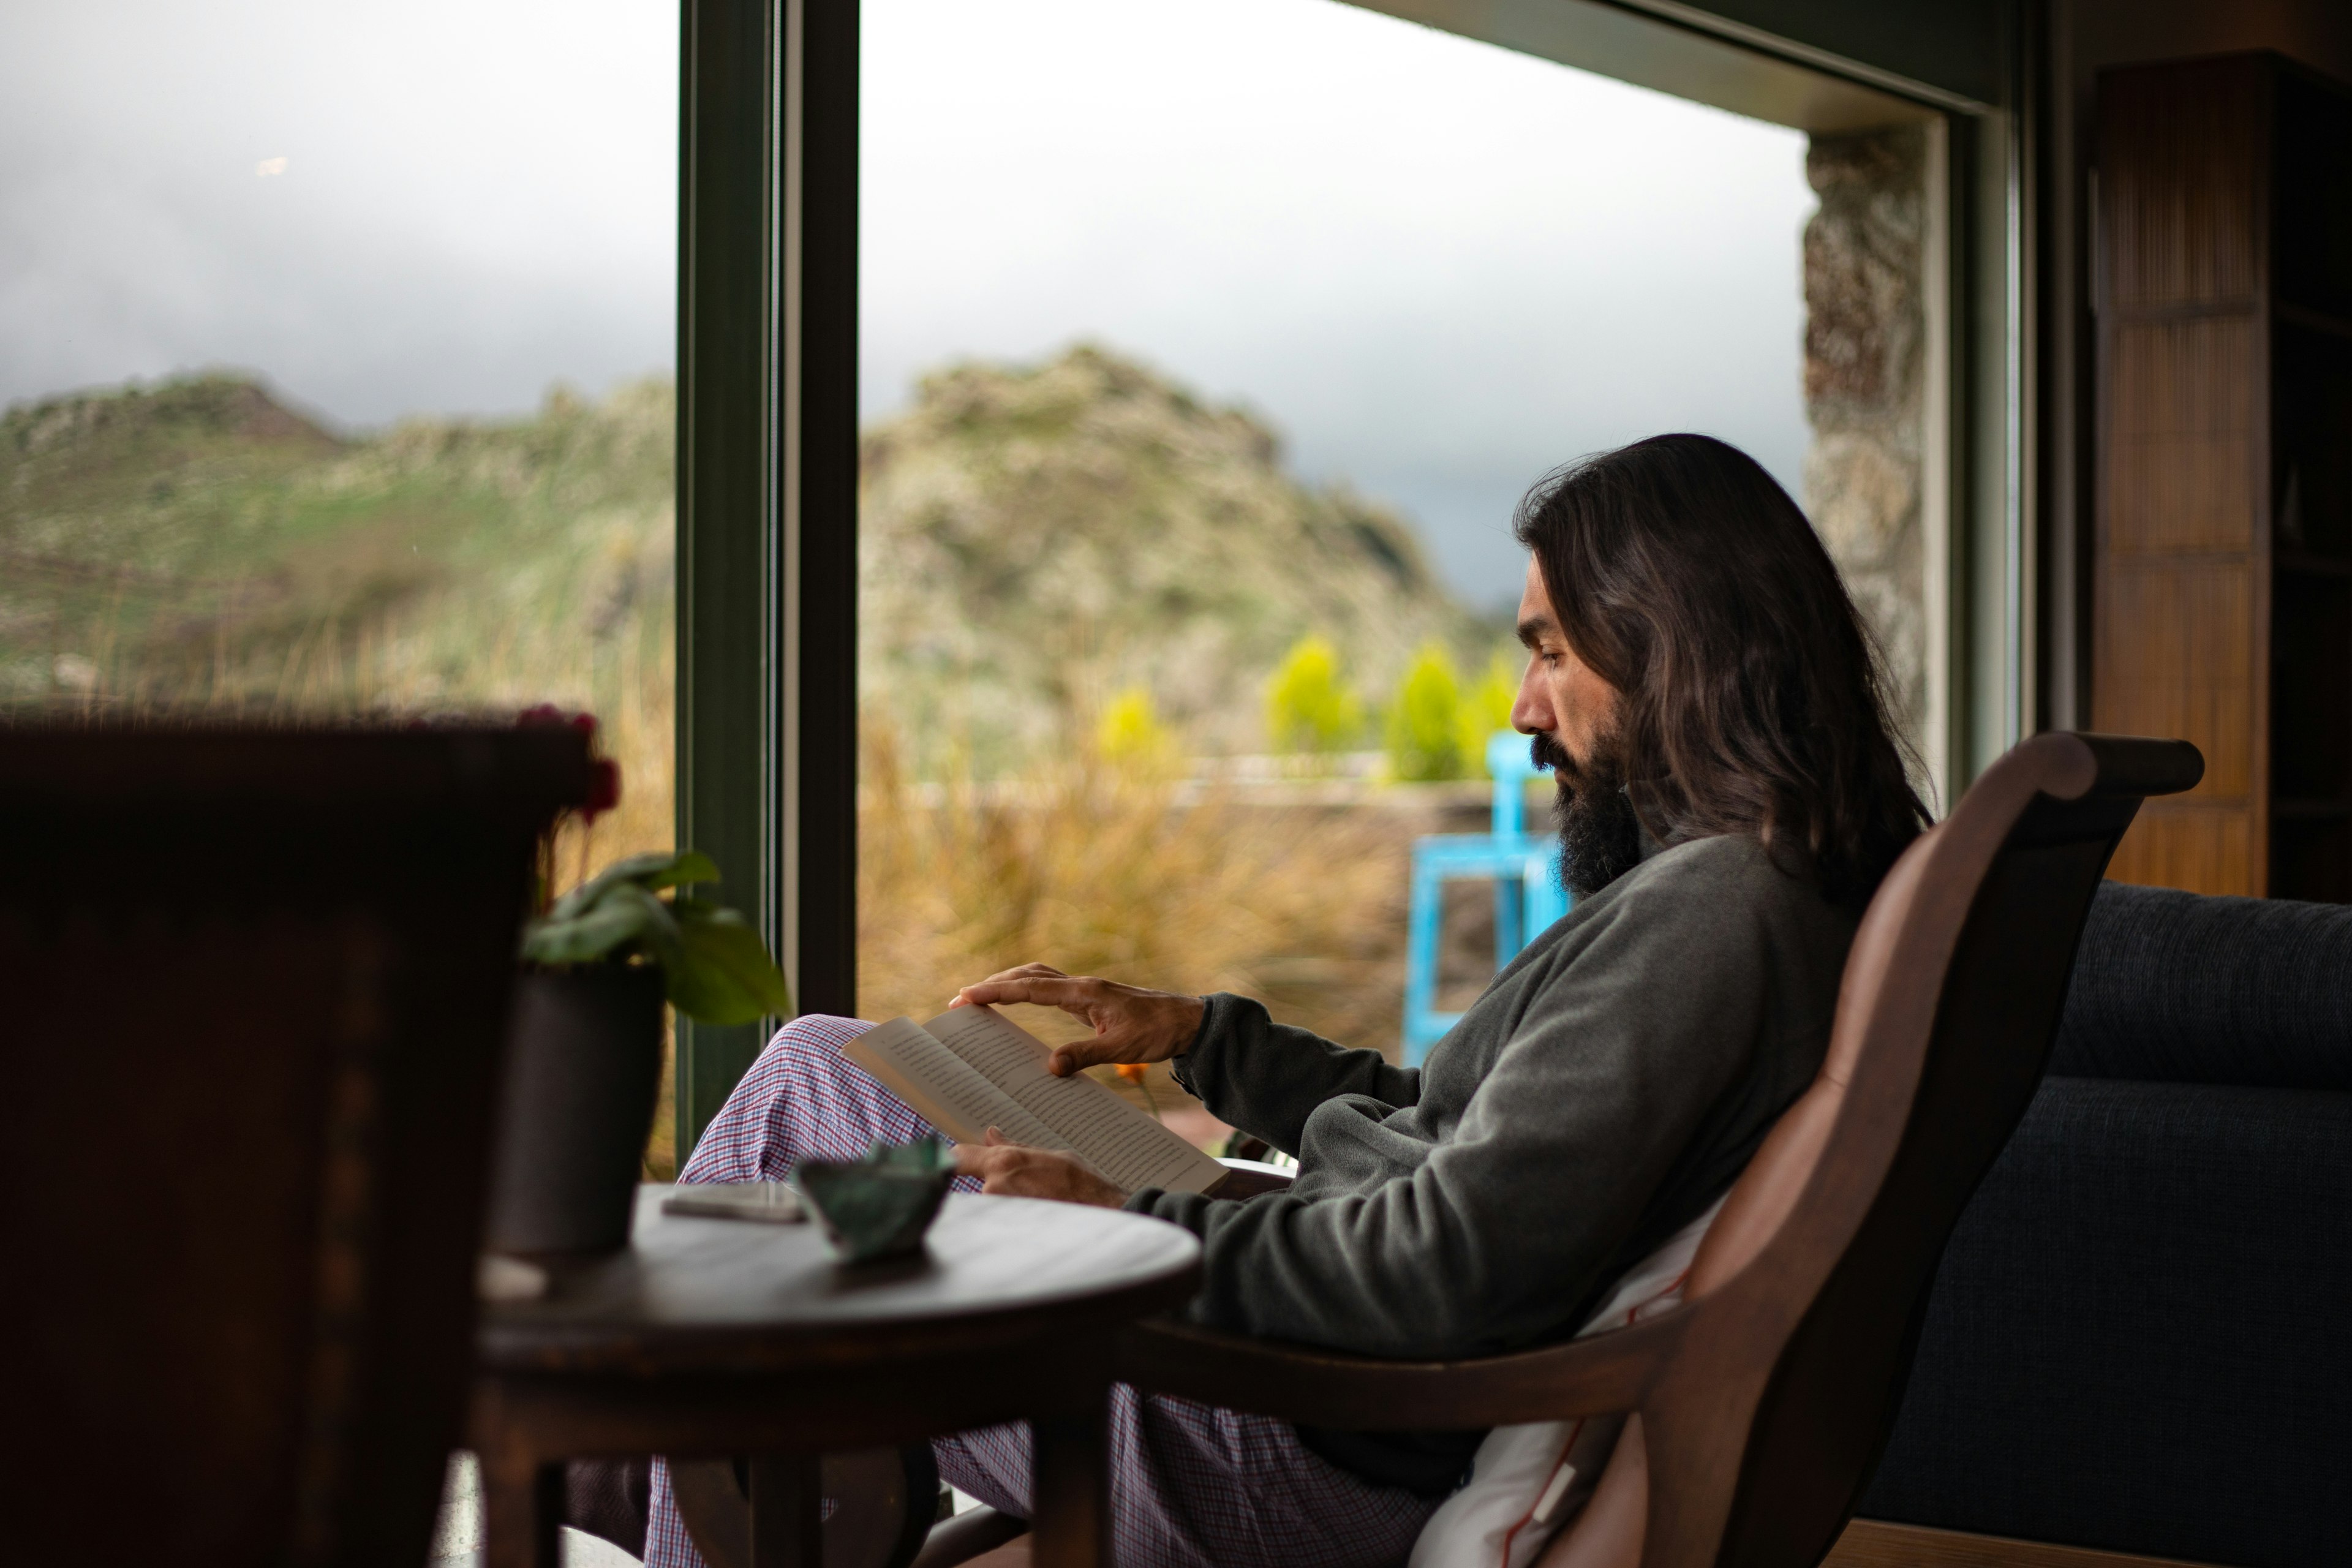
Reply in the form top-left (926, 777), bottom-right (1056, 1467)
top-left (485, 963), bottom-right (666, 1256)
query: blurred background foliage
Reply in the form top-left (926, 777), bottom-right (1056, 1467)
top-left (2, 345), bottom-right (1529, 1170)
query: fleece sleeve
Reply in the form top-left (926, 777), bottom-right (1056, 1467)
top-left (1170, 991), bottom-right (1421, 1155)
top-left (1133, 874), bottom-right (1778, 1358)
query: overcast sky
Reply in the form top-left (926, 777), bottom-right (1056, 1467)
top-left (0, 0), bottom-right (1812, 608)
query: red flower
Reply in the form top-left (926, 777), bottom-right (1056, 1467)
top-left (517, 704), bottom-right (601, 744)
top-left (583, 758), bottom-right (622, 823)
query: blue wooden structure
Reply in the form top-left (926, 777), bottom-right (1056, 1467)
top-left (1401, 731), bottom-right (1571, 1064)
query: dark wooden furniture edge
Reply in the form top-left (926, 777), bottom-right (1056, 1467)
top-left (478, 1264), bottom-right (1201, 1377)
top-left (1826, 1518), bottom-right (2227, 1568)
top-left (912, 1506), bottom-right (1033, 1568)
top-left (1205, 1158), bottom-right (1295, 1199)
top-left (472, 1348), bottom-right (1121, 1459)
top-left (1, 723), bottom-right (592, 1568)
top-left (472, 1208), bottom-right (1197, 1568)
top-left (1118, 1311), bottom-right (1683, 1429)
top-left (907, 1506), bottom-right (2240, 1568)
top-left (0, 721), bottom-right (593, 813)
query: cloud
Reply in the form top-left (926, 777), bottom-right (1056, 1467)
top-left (861, 0), bottom-right (1814, 605)
top-left (0, 0), bottom-right (676, 426)
top-left (0, 0), bottom-right (1811, 605)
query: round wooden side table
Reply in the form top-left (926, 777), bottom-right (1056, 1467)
top-left (471, 1185), bottom-right (1202, 1568)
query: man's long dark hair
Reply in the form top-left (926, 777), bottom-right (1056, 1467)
top-left (1513, 433), bottom-right (1928, 905)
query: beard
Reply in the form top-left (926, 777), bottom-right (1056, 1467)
top-left (1529, 729), bottom-right (1646, 898)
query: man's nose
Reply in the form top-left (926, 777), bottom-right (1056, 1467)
top-left (1511, 670), bottom-right (1551, 734)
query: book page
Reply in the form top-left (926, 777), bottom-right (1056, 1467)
top-left (922, 1006), bottom-right (1227, 1196)
top-left (843, 1017), bottom-right (1067, 1152)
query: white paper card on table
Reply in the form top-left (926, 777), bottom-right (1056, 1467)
top-left (660, 1182), bottom-right (807, 1223)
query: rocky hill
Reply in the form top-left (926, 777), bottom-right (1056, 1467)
top-left (0, 372), bottom-right (674, 709)
top-left (861, 345), bottom-right (1479, 766)
top-left (3, 348), bottom-right (1477, 766)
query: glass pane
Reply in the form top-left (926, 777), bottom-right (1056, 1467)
top-left (860, 0), bottom-right (1822, 1134)
top-left (1, 2), bottom-right (682, 1165)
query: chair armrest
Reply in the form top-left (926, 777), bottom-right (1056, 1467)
top-left (1115, 1312), bottom-right (1685, 1430)
top-left (1208, 1157), bottom-right (1295, 1198)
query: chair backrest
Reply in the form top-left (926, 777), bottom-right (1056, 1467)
top-left (0, 725), bottom-right (587, 1567)
top-left (1544, 732), bottom-right (2203, 1568)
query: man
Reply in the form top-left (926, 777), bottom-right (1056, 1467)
top-left (643, 433), bottom-right (1927, 1568)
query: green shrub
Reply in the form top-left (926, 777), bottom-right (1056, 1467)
top-left (1264, 635), bottom-right (1364, 755)
top-left (1096, 686), bottom-right (1176, 770)
top-left (1384, 643), bottom-right (1466, 782)
top-left (1456, 653), bottom-right (1520, 778)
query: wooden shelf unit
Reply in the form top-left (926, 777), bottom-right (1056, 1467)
top-left (2094, 52), bottom-right (2352, 899)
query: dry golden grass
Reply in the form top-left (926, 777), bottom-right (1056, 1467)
top-left (857, 712), bottom-right (1415, 1137)
top-left (40, 592), bottom-right (1431, 1172)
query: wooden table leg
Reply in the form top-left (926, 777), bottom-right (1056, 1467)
top-left (480, 1452), bottom-right (565, 1568)
top-left (750, 1454), bottom-right (824, 1568)
top-left (1029, 1393), bottom-right (1111, 1568)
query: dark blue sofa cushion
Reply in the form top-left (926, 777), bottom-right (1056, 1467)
top-left (1861, 1077), bottom-right (2352, 1568)
top-left (2051, 881), bottom-right (2352, 1090)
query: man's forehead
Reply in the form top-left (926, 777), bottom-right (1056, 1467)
top-left (1517, 560), bottom-right (1557, 646)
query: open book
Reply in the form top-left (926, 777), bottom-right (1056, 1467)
top-left (844, 1006), bottom-right (1230, 1196)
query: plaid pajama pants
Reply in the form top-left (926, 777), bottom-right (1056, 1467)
top-left (643, 1014), bottom-right (1441, 1568)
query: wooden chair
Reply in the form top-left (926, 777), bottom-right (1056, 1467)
top-left (0, 724), bottom-right (589, 1567)
top-left (924, 731), bottom-right (2201, 1568)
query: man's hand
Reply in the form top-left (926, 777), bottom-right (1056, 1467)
top-left (954, 1128), bottom-right (1126, 1207)
top-left (949, 963), bottom-right (1205, 1077)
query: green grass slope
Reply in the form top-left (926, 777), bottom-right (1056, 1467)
top-left (3, 347), bottom-right (1477, 769)
top-left (0, 373), bottom-right (673, 712)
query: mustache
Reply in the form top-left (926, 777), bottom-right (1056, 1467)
top-left (1528, 731), bottom-right (1574, 777)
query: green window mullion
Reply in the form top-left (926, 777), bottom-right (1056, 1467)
top-left (676, 0), bottom-right (859, 1169)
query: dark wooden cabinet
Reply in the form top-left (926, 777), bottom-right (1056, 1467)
top-left (2095, 52), bottom-right (2352, 899)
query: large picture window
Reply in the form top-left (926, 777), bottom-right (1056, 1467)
top-left (0, 0), bottom-right (685, 1159)
top-left (853, 0), bottom-right (1950, 1145)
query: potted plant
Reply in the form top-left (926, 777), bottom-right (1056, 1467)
top-left (487, 840), bottom-right (793, 1256)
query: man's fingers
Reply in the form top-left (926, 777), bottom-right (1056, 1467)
top-left (1046, 1036), bottom-right (1137, 1076)
top-left (983, 1126), bottom-right (1008, 1145)
top-left (955, 974), bottom-right (1096, 1012)
top-left (962, 962), bottom-right (1066, 993)
top-left (952, 963), bottom-right (1077, 1009)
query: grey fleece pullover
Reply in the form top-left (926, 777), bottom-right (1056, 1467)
top-left (1128, 831), bottom-right (1859, 1493)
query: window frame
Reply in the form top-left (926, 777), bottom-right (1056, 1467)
top-left (671, 0), bottom-right (2035, 1162)
top-left (674, 0), bottom-right (859, 1163)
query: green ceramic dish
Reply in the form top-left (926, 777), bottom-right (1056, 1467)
top-left (792, 1138), bottom-right (954, 1262)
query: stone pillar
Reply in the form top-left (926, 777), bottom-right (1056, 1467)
top-left (1803, 127), bottom-right (1928, 757)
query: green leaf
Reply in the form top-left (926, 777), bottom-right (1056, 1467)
top-left (549, 853), bottom-right (671, 921)
top-left (522, 860), bottom-right (783, 1023)
top-left (662, 850), bottom-right (723, 888)
top-left (548, 849), bottom-right (724, 922)
top-left (606, 881), bottom-right (687, 968)
top-left (522, 880), bottom-right (684, 968)
top-left (663, 899), bottom-right (794, 1025)
top-left (521, 898), bottom-right (647, 965)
